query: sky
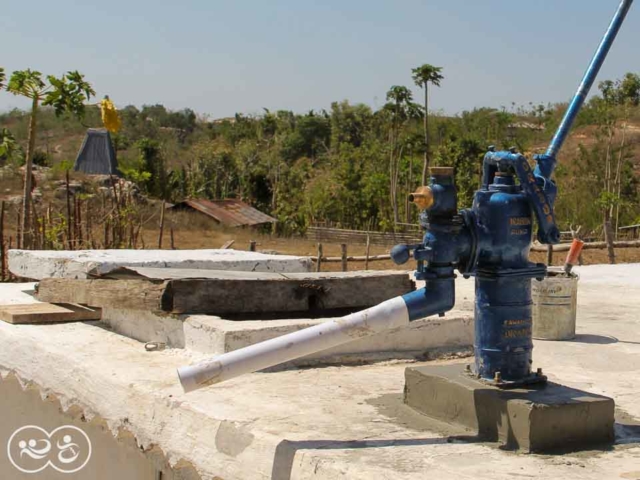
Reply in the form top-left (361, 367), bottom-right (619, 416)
top-left (1, 0), bottom-right (638, 119)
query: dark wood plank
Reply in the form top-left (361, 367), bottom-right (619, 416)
top-left (36, 279), bottom-right (168, 311)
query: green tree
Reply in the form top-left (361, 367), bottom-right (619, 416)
top-left (0, 128), bottom-right (23, 164)
top-left (4, 69), bottom-right (94, 247)
top-left (412, 64), bottom-right (444, 184)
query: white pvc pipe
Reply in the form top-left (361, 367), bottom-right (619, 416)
top-left (177, 296), bottom-right (410, 393)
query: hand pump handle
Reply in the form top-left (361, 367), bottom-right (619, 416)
top-left (546, 0), bottom-right (634, 158)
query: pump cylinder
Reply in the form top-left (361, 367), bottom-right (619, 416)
top-left (474, 276), bottom-right (533, 380)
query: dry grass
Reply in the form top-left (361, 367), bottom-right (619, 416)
top-left (142, 210), bottom-right (640, 272)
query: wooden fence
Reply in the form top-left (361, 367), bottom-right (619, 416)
top-left (306, 226), bottom-right (422, 247)
top-left (311, 239), bottom-right (640, 272)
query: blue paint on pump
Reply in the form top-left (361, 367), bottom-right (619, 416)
top-left (390, 0), bottom-right (633, 382)
top-left (474, 276), bottom-right (533, 380)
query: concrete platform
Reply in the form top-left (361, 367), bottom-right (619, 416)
top-left (404, 364), bottom-right (615, 452)
top-left (0, 264), bottom-right (639, 479)
top-left (9, 249), bottom-right (313, 280)
top-left (101, 307), bottom-right (474, 366)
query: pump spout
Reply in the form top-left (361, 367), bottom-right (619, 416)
top-left (178, 281), bottom-right (455, 393)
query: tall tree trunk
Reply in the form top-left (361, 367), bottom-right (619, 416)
top-left (20, 97), bottom-right (39, 249)
top-left (389, 123), bottom-right (398, 229)
top-left (421, 83), bottom-right (430, 185)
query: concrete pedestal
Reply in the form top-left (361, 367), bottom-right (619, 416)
top-left (404, 364), bottom-right (615, 453)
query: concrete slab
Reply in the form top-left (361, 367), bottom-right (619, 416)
top-left (0, 282), bottom-right (39, 305)
top-left (101, 307), bottom-right (474, 366)
top-left (9, 249), bottom-right (313, 280)
top-left (0, 264), bottom-right (639, 479)
top-left (404, 364), bottom-right (615, 452)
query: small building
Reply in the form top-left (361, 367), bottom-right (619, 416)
top-left (169, 199), bottom-right (277, 228)
top-left (74, 128), bottom-right (120, 175)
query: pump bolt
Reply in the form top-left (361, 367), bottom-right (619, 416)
top-left (465, 364), bottom-right (472, 373)
top-left (536, 368), bottom-right (543, 376)
top-left (494, 372), bottom-right (502, 383)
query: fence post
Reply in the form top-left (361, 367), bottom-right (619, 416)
top-left (546, 244), bottom-right (553, 266)
top-left (604, 219), bottom-right (616, 265)
top-left (341, 243), bottom-right (348, 272)
top-left (365, 234), bottom-right (371, 271)
top-left (316, 243), bottom-right (323, 272)
top-left (158, 200), bottom-right (166, 249)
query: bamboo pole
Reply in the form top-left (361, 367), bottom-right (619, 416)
top-left (316, 244), bottom-right (323, 272)
top-left (604, 219), bottom-right (616, 265)
top-left (158, 201), bottom-right (166, 249)
top-left (365, 234), bottom-right (371, 271)
top-left (75, 197), bottom-right (83, 247)
top-left (16, 209), bottom-right (21, 250)
top-left (546, 244), bottom-right (553, 266)
top-left (85, 200), bottom-right (92, 247)
top-left (65, 170), bottom-right (73, 250)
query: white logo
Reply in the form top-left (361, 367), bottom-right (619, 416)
top-left (7, 425), bottom-right (92, 474)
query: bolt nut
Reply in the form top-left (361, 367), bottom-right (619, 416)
top-left (465, 364), bottom-right (472, 372)
top-left (494, 371), bottom-right (502, 383)
top-left (536, 368), bottom-right (543, 376)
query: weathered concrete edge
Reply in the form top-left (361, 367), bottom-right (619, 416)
top-left (0, 323), bottom-right (285, 480)
top-left (0, 372), bottom-right (202, 478)
top-left (102, 308), bottom-right (475, 364)
top-left (8, 249), bottom-right (314, 280)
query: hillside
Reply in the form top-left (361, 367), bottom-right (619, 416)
top-left (1, 76), bottom-right (639, 243)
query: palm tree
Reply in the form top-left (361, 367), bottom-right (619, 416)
top-left (385, 86), bottom-right (422, 224)
top-left (412, 64), bottom-right (444, 184)
top-left (5, 69), bottom-right (94, 248)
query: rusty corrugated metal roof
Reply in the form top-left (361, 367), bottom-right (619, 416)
top-left (171, 199), bottom-right (277, 227)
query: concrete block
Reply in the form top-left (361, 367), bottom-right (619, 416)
top-left (101, 308), bottom-right (474, 365)
top-left (102, 309), bottom-right (186, 348)
top-left (404, 364), bottom-right (615, 452)
top-left (9, 249), bottom-right (312, 280)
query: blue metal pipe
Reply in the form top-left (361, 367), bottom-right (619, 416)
top-left (547, 0), bottom-right (634, 157)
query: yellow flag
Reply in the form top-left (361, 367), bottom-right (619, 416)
top-left (100, 97), bottom-right (121, 133)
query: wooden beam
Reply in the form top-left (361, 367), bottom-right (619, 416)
top-left (36, 270), bottom-right (415, 315)
top-left (220, 240), bottom-right (236, 249)
top-left (36, 279), bottom-right (169, 311)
